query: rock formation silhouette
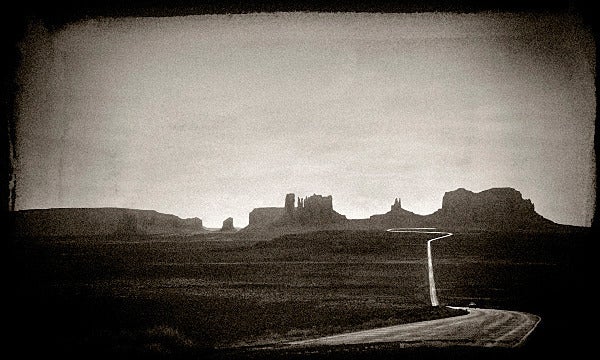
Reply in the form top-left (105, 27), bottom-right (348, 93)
top-left (248, 207), bottom-right (284, 227)
top-left (246, 193), bottom-right (347, 229)
top-left (220, 217), bottom-right (235, 232)
top-left (296, 194), bottom-right (346, 225)
top-left (244, 187), bottom-right (560, 234)
top-left (284, 193), bottom-right (296, 220)
top-left (12, 208), bottom-right (205, 237)
top-left (369, 197), bottom-right (426, 228)
top-left (429, 187), bottom-right (556, 230)
top-left (12, 187), bottom-right (563, 238)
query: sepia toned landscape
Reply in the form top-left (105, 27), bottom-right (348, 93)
top-left (5, 5), bottom-right (595, 360)
top-left (9, 190), bottom-right (592, 358)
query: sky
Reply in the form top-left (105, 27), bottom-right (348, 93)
top-left (14, 12), bottom-right (595, 227)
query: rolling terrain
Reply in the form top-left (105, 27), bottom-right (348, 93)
top-left (8, 228), bottom-right (591, 359)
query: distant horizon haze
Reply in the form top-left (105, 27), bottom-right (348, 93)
top-left (14, 13), bottom-right (595, 228)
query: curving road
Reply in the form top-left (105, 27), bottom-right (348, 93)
top-left (285, 228), bottom-right (541, 349)
top-left (288, 307), bottom-right (541, 348)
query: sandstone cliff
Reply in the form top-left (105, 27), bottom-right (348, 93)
top-left (248, 207), bottom-right (284, 227)
top-left (245, 193), bottom-right (347, 230)
top-left (428, 188), bottom-right (557, 230)
top-left (12, 208), bottom-right (206, 237)
top-left (220, 217), bottom-right (235, 232)
top-left (294, 194), bottom-right (347, 225)
top-left (243, 187), bottom-right (560, 235)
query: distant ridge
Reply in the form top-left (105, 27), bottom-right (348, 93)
top-left (242, 188), bottom-right (563, 236)
top-left (12, 207), bottom-right (206, 237)
top-left (12, 187), bottom-right (568, 238)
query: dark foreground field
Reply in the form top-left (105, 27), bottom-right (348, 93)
top-left (8, 229), bottom-right (591, 359)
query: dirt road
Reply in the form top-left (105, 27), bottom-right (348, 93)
top-left (288, 307), bottom-right (541, 348)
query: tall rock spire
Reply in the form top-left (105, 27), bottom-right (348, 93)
top-left (285, 193), bottom-right (296, 218)
top-left (391, 197), bottom-right (402, 212)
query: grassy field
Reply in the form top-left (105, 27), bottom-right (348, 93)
top-left (8, 229), bottom-right (591, 358)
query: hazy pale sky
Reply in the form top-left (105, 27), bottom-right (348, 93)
top-left (15, 12), bottom-right (595, 227)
